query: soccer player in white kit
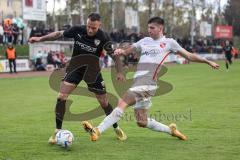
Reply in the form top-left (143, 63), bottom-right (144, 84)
top-left (83, 17), bottom-right (219, 141)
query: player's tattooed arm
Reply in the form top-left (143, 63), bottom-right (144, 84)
top-left (177, 48), bottom-right (209, 63)
top-left (28, 31), bottom-right (64, 43)
top-left (131, 46), bottom-right (141, 57)
top-left (39, 31), bottom-right (64, 41)
top-left (177, 48), bottom-right (219, 69)
top-left (112, 54), bottom-right (124, 74)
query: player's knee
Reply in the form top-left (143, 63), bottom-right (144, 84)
top-left (136, 121), bottom-right (147, 128)
top-left (58, 92), bottom-right (68, 100)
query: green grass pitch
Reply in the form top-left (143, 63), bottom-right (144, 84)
top-left (0, 60), bottom-right (239, 160)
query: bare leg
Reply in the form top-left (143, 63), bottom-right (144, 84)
top-left (55, 81), bottom-right (76, 129)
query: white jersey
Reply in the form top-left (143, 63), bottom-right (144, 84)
top-left (130, 36), bottom-right (183, 109)
top-left (132, 36), bottom-right (183, 80)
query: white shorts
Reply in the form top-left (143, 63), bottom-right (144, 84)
top-left (129, 85), bottom-right (158, 109)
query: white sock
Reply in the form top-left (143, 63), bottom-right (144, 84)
top-left (97, 107), bottom-right (123, 134)
top-left (146, 118), bottom-right (171, 134)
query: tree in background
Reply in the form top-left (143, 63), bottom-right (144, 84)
top-left (46, 0), bottom-right (234, 43)
top-left (224, 0), bottom-right (240, 36)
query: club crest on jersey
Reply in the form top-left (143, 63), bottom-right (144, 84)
top-left (160, 43), bottom-right (166, 48)
top-left (101, 81), bottom-right (105, 88)
top-left (94, 39), bottom-right (101, 46)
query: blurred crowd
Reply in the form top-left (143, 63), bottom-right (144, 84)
top-left (1, 23), bottom-right (239, 71)
top-left (177, 38), bottom-right (238, 54)
top-left (1, 21), bottom-right (237, 56)
top-left (110, 29), bottom-right (145, 43)
top-left (32, 50), bottom-right (67, 71)
top-left (0, 20), bottom-right (21, 45)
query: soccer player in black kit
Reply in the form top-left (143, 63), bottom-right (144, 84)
top-left (29, 13), bottom-right (127, 143)
top-left (223, 40), bottom-right (233, 70)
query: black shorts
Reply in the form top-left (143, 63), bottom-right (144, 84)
top-left (225, 54), bottom-right (232, 63)
top-left (63, 68), bottom-right (106, 95)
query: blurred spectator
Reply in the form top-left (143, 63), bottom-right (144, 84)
top-left (0, 23), bottom-right (3, 45)
top-left (47, 52), bottom-right (55, 65)
top-left (35, 57), bottom-right (46, 71)
top-left (6, 43), bottom-right (17, 73)
top-left (30, 27), bottom-right (43, 37)
top-left (47, 51), bottom-right (66, 69)
top-left (4, 22), bottom-right (12, 43)
top-left (12, 23), bottom-right (20, 44)
top-left (127, 32), bottom-right (138, 43)
top-left (52, 53), bottom-right (62, 68)
top-left (110, 29), bottom-right (126, 42)
top-left (103, 54), bottom-right (108, 68)
top-left (59, 51), bottom-right (66, 66)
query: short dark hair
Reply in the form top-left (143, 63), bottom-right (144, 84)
top-left (88, 13), bottom-right (101, 21)
top-left (148, 16), bottom-right (164, 25)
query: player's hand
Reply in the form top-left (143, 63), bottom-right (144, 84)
top-left (116, 73), bottom-right (126, 82)
top-left (114, 49), bottom-right (125, 56)
top-left (208, 61), bottom-right (220, 69)
top-left (28, 37), bottom-right (42, 43)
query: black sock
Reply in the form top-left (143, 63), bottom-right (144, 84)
top-left (226, 62), bottom-right (229, 69)
top-left (102, 103), bottom-right (118, 128)
top-left (55, 98), bottom-right (66, 129)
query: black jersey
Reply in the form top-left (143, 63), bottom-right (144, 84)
top-left (63, 25), bottom-right (113, 81)
top-left (223, 45), bottom-right (233, 56)
top-left (63, 25), bottom-right (111, 58)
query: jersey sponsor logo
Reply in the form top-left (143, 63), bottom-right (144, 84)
top-left (75, 41), bottom-right (97, 53)
top-left (94, 39), bottom-right (101, 46)
top-left (142, 49), bottom-right (159, 57)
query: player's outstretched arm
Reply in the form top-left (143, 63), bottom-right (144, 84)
top-left (28, 31), bottom-right (64, 43)
top-left (178, 48), bottom-right (220, 69)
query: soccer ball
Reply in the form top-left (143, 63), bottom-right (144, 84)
top-left (55, 130), bottom-right (74, 148)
